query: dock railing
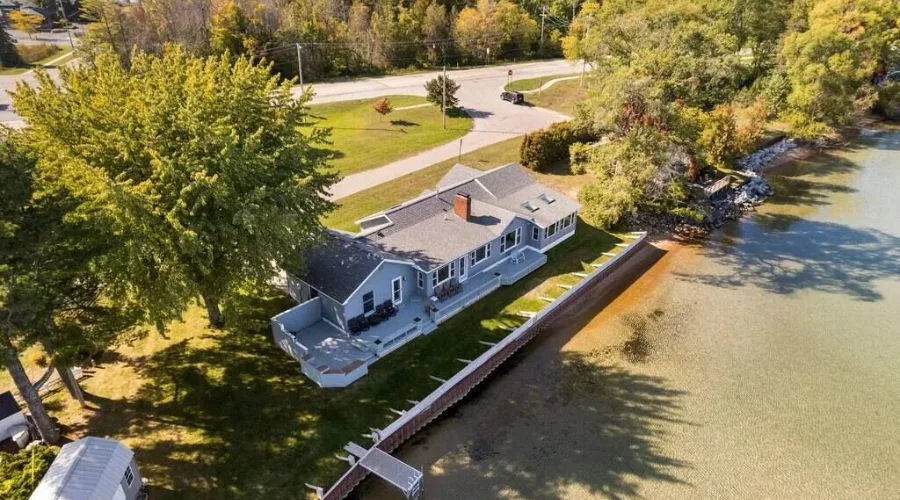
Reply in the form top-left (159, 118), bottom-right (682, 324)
top-left (320, 233), bottom-right (649, 499)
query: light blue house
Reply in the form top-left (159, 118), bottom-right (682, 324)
top-left (272, 163), bottom-right (580, 387)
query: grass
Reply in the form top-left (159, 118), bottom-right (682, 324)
top-left (311, 95), bottom-right (473, 176)
top-left (504, 73), bottom-right (578, 92)
top-left (35, 221), bottom-right (624, 499)
top-left (323, 136), bottom-right (525, 231)
top-left (323, 134), bottom-right (595, 233)
top-left (0, 66), bottom-right (29, 75)
top-left (526, 78), bottom-right (588, 115)
top-left (0, 47), bottom-right (76, 76)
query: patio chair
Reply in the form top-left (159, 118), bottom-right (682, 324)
top-left (381, 300), bottom-right (398, 317)
top-left (367, 314), bottom-right (382, 327)
top-left (353, 314), bottom-right (370, 332)
top-left (511, 249), bottom-right (525, 264)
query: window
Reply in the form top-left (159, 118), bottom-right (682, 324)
top-left (469, 243), bottom-right (491, 266)
top-left (123, 466), bottom-right (135, 487)
top-left (562, 212), bottom-right (576, 228)
top-left (417, 271), bottom-right (424, 289)
top-left (363, 291), bottom-right (375, 314)
top-left (432, 261), bottom-right (455, 287)
top-left (392, 277), bottom-right (403, 304)
top-left (521, 201), bottom-right (539, 212)
top-left (459, 257), bottom-right (467, 280)
top-left (545, 222), bottom-right (557, 238)
top-left (309, 287), bottom-right (319, 299)
top-left (500, 227), bottom-right (521, 252)
top-left (532, 226), bottom-right (540, 241)
top-left (538, 193), bottom-right (556, 204)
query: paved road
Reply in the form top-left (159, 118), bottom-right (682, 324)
top-left (0, 58), bottom-right (581, 197)
top-left (306, 59), bottom-right (582, 199)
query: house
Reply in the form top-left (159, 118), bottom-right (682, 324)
top-left (30, 437), bottom-right (145, 500)
top-left (272, 163), bottom-right (581, 387)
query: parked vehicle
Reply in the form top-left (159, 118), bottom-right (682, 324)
top-left (500, 91), bottom-right (524, 104)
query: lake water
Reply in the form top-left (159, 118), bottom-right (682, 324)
top-left (366, 127), bottom-right (900, 498)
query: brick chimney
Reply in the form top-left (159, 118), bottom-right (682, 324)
top-left (453, 192), bottom-right (471, 221)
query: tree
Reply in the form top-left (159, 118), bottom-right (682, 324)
top-left (12, 46), bottom-right (337, 329)
top-left (780, 0), bottom-right (900, 137)
top-left (372, 96), bottom-right (393, 121)
top-left (0, 443), bottom-right (58, 499)
top-left (0, 26), bottom-right (19, 68)
top-left (8, 11), bottom-right (44, 40)
top-left (425, 74), bottom-right (460, 108)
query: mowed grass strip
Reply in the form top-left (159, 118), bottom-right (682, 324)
top-left (504, 73), bottom-right (578, 92)
top-left (310, 95), bottom-right (472, 176)
top-left (323, 136), bottom-right (595, 233)
top-left (525, 78), bottom-right (588, 115)
top-left (323, 136), bottom-right (526, 231)
top-left (43, 220), bottom-right (622, 499)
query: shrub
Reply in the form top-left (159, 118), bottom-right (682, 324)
top-left (16, 44), bottom-right (61, 65)
top-left (28, 350), bottom-right (49, 368)
top-left (876, 82), bottom-right (900, 121)
top-left (519, 121), bottom-right (596, 172)
top-left (0, 444), bottom-right (59, 500)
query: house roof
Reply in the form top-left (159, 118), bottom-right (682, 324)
top-left (30, 437), bottom-right (134, 500)
top-left (293, 231), bottom-right (385, 303)
top-left (297, 163), bottom-right (581, 299)
top-left (353, 164), bottom-right (580, 270)
top-left (0, 391), bottom-right (20, 420)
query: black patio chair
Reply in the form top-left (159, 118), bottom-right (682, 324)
top-left (381, 300), bottom-right (397, 317)
top-left (367, 314), bottom-right (383, 327)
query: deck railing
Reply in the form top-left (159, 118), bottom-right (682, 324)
top-left (433, 276), bottom-right (502, 325)
top-left (320, 233), bottom-right (649, 500)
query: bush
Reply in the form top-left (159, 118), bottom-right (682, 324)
top-left (0, 444), bottom-right (59, 500)
top-left (519, 121), bottom-right (596, 172)
top-left (876, 82), bottom-right (900, 121)
top-left (16, 44), bottom-right (61, 65)
top-left (28, 350), bottom-right (49, 368)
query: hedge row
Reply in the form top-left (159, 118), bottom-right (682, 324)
top-left (519, 121), bottom-right (596, 172)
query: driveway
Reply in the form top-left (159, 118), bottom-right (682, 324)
top-left (307, 59), bottom-right (582, 199)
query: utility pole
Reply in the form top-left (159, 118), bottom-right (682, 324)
top-left (442, 65), bottom-right (447, 130)
top-left (296, 43), bottom-right (304, 93)
top-left (540, 5), bottom-right (547, 47)
top-left (55, 0), bottom-right (74, 49)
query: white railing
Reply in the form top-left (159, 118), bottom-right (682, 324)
top-left (499, 252), bottom-right (547, 285)
top-left (433, 276), bottom-right (502, 324)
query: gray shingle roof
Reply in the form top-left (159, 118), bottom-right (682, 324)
top-left (295, 232), bottom-right (385, 302)
top-left (353, 163), bottom-right (580, 271)
top-left (30, 437), bottom-right (133, 500)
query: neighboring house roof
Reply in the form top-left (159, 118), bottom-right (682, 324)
top-left (0, 390), bottom-right (20, 420)
top-left (436, 164), bottom-right (481, 190)
top-left (30, 437), bottom-right (134, 500)
top-left (293, 232), bottom-right (385, 303)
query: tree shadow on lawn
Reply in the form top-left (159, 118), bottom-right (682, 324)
top-left (68, 224), bottom-right (629, 499)
top-left (676, 214), bottom-right (900, 302)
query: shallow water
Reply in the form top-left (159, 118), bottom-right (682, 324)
top-left (366, 129), bottom-right (900, 499)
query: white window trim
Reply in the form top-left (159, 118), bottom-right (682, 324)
top-left (416, 271), bottom-right (424, 289)
top-left (432, 261), bottom-right (455, 287)
top-left (362, 291), bottom-right (375, 314)
top-left (500, 227), bottom-right (521, 253)
top-left (124, 465), bottom-right (135, 487)
top-left (459, 256), bottom-right (467, 282)
top-left (392, 276), bottom-right (403, 305)
top-left (469, 243), bottom-right (491, 267)
top-left (532, 226), bottom-right (540, 240)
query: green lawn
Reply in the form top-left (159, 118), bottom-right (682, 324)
top-left (504, 73), bottom-right (577, 92)
top-left (324, 136), bottom-right (525, 231)
top-left (311, 95), bottom-right (473, 176)
top-left (40, 220), bottom-right (623, 499)
top-left (324, 134), bottom-right (594, 233)
top-left (526, 78), bottom-right (588, 115)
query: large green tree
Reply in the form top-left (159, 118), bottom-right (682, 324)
top-left (12, 46), bottom-right (336, 328)
top-left (1, 131), bottom-right (138, 442)
top-left (781, 0), bottom-right (900, 137)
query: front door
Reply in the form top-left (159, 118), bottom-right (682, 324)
top-left (458, 257), bottom-right (467, 282)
